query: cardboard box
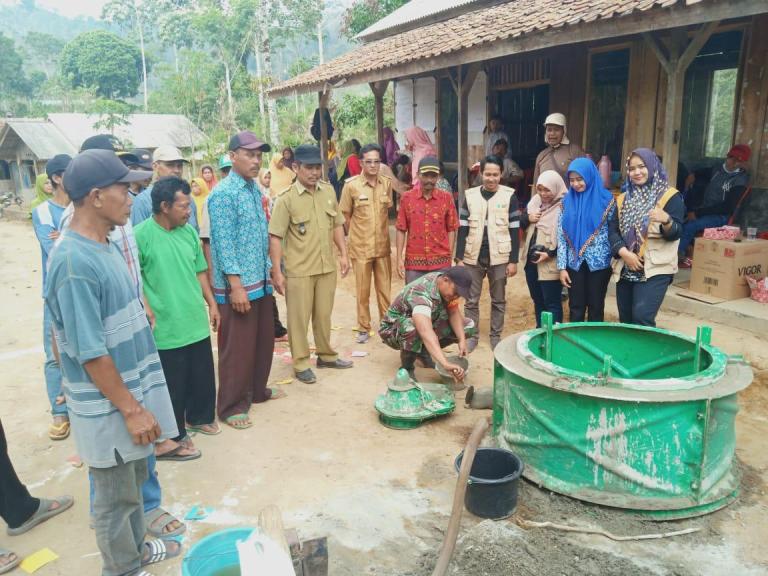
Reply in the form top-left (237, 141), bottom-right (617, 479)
top-left (690, 238), bottom-right (768, 300)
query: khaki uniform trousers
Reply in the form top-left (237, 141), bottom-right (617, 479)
top-left (353, 256), bottom-right (392, 333)
top-left (286, 271), bottom-right (338, 372)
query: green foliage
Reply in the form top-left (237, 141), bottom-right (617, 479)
top-left (91, 99), bottom-right (136, 134)
top-left (21, 32), bottom-right (66, 78)
top-left (0, 33), bottom-right (28, 99)
top-left (341, 0), bottom-right (408, 40)
top-left (60, 31), bottom-right (144, 98)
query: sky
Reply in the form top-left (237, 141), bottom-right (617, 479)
top-left (0, 0), bottom-right (108, 18)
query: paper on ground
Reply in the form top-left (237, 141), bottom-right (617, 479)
top-left (20, 548), bottom-right (58, 573)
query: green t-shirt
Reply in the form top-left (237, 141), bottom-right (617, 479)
top-left (135, 217), bottom-right (209, 350)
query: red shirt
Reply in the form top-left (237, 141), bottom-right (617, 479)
top-left (396, 188), bottom-right (459, 271)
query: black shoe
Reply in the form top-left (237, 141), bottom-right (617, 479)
top-left (295, 369), bottom-right (317, 384)
top-left (316, 358), bottom-right (354, 369)
top-left (417, 353), bottom-right (435, 369)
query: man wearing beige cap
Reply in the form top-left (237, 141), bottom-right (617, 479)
top-left (130, 145), bottom-right (198, 230)
top-left (532, 113), bottom-right (585, 184)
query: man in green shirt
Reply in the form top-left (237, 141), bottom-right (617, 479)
top-left (135, 176), bottom-right (221, 459)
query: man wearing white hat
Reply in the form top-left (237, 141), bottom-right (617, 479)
top-left (532, 113), bottom-right (585, 184)
top-left (130, 145), bottom-right (198, 231)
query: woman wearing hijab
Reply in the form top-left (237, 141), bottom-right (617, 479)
top-left (557, 158), bottom-right (615, 322)
top-left (200, 164), bottom-right (218, 193)
top-left (190, 177), bottom-right (210, 224)
top-left (337, 140), bottom-right (362, 181)
top-left (522, 170), bottom-right (568, 326)
top-left (30, 174), bottom-right (53, 211)
top-left (405, 126), bottom-right (437, 178)
top-left (609, 148), bottom-right (684, 326)
top-left (268, 152), bottom-right (295, 197)
top-left (382, 127), bottom-right (399, 167)
top-left (282, 146), bottom-right (294, 167)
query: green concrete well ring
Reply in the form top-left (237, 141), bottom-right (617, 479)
top-left (492, 321), bottom-right (753, 519)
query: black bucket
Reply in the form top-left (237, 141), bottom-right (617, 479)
top-left (454, 448), bottom-right (524, 519)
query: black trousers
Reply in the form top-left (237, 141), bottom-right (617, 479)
top-left (567, 263), bottom-right (612, 322)
top-left (524, 263), bottom-right (564, 327)
top-left (0, 418), bottom-right (39, 529)
top-left (616, 275), bottom-right (673, 327)
top-left (157, 337), bottom-right (217, 442)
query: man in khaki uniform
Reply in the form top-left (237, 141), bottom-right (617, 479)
top-left (269, 144), bottom-right (353, 384)
top-left (339, 143), bottom-right (393, 344)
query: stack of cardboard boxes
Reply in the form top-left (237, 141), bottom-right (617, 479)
top-left (690, 238), bottom-right (768, 300)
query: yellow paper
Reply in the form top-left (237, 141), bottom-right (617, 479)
top-left (272, 378), bottom-right (294, 385)
top-left (20, 548), bottom-right (58, 573)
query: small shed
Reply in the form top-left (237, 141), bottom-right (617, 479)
top-left (0, 113), bottom-right (206, 202)
top-left (270, 0), bottom-right (768, 228)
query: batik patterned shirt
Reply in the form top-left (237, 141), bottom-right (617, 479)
top-left (396, 188), bottom-right (459, 271)
top-left (208, 172), bottom-right (273, 304)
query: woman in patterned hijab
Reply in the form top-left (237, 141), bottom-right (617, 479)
top-left (608, 147), bottom-right (685, 326)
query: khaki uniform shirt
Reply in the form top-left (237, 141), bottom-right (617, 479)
top-left (269, 179), bottom-right (344, 278)
top-left (533, 142), bottom-right (586, 184)
top-left (339, 174), bottom-right (393, 261)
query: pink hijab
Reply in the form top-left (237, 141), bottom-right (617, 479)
top-left (405, 126), bottom-right (437, 176)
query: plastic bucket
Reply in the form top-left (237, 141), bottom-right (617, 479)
top-left (182, 527), bottom-right (254, 576)
top-left (454, 448), bottom-right (524, 519)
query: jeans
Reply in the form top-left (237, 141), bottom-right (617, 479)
top-left (43, 305), bottom-right (67, 416)
top-left (616, 275), bottom-right (673, 327)
top-left (89, 454), bottom-right (161, 515)
top-left (91, 454), bottom-right (148, 576)
top-left (524, 263), bottom-right (563, 327)
top-left (678, 214), bottom-right (728, 256)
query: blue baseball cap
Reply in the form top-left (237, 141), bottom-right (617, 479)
top-left (63, 150), bottom-right (153, 201)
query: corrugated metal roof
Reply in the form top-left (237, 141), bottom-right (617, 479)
top-left (47, 114), bottom-right (207, 150)
top-left (270, 0), bottom-right (746, 97)
top-left (357, 0), bottom-right (484, 40)
top-left (4, 119), bottom-right (77, 159)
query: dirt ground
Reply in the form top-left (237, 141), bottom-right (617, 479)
top-left (0, 218), bottom-right (766, 575)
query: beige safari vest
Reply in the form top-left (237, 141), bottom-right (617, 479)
top-left (521, 202), bottom-right (562, 281)
top-left (612, 187), bottom-right (680, 281)
top-left (463, 185), bottom-right (515, 266)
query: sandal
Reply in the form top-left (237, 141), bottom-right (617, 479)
top-left (145, 507), bottom-right (186, 539)
top-left (224, 414), bottom-right (252, 430)
top-left (0, 549), bottom-right (20, 575)
top-left (155, 444), bottom-right (201, 462)
top-left (267, 387), bottom-right (287, 400)
top-left (141, 538), bottom-right (182, 567)
top-left (186, 422), bottom-right (221, 436)
top-left (7, 495), bottom-right (73, 536)
top-left (48, 420), bottom-right (70, 441)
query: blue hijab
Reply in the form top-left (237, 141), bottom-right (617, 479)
top-left (561, 158), bottom-right (614, 256)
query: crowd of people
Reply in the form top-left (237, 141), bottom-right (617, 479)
top-left (0, 108), bottom-right (753, 574)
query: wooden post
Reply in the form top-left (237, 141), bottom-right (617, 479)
top-left (456, 63), bottom-right (481, 212)
top-left (318, 87), bottom-right (331, 180)
top-left (643, 21), bottom-right (719, 186)
top-left (370, 80), bottom-right (389, 147)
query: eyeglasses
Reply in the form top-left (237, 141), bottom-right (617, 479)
top-left (363, 160), bottom-right (381, 165)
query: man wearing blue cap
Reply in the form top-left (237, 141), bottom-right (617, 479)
top-left (47, 149), bottom-right (181, 574)
top-left (32, 154), bottom-right (71, 440)
top-left (269, 144), bottom-right (352, 384)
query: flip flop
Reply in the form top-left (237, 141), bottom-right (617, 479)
top-left (224, 414), bottom-right (252, 430)
top-left (48, 420), bottom-right (70, 441)
top-left (267, 387), bottom-right (287, 400)
top-left (0, 549), bottom-right (20, 575)
top-left (7, 495), bottom-right (73, 536)
top-left (141, 538), bottom-right (183, 567)
top-left (155, 444), bottom-right (201, 462)
top-left (185, 422), bottom-right (221, 436)
top-left (145, 507), bottom-right (186, 539)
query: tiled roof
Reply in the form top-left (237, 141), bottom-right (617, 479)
top-left (270, 0), bottom-right (715, 96)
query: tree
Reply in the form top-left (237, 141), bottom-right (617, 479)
top-left (101, 0), bottom-right (155, 111)
top-left (60, 31), bottom-right (144, 99)
top-left (21, 32), bottom-right (66, 78)
top-left (341, 0), bottom-right (408, 40)
top-left (0, 33), bottom-right (28, 100)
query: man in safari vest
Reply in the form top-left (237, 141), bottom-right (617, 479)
top-left (455, 155), bottom-right (520, 351)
